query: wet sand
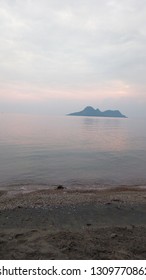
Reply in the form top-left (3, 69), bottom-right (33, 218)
top-left (0, 185), bottom-right (146, 259)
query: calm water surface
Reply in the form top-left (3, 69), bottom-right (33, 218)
top-left (0, 114), bottom-right (146, 188)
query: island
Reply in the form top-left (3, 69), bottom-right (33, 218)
top-left (67, 106), bottom-right (127, 118)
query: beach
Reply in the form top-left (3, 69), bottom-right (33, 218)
top-left (0, 185), bottom-right (146, 259)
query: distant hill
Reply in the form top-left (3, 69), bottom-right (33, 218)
top-left (67, 106), bottom-right (127, 118)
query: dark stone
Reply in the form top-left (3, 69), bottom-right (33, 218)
top-left (57, 185), bottom-right (64, 190)
top-left (111, 233), bottom-right (118, 238)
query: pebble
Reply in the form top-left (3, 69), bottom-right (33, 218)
top-left (111, 233), bottom-right (118, 239)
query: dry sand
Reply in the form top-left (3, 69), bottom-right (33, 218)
top-left (0, 185), bottom-right (146, 259)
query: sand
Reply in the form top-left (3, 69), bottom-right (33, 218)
top-left (0, 185), bottom-right (146, 259)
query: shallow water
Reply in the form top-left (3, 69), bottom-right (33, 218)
top-left (0, 113), bottom-right (146, 188)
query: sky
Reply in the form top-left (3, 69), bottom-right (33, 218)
top-left (0, 0), bottom-right (146, 117)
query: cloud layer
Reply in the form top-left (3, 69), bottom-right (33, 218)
top-left (0, 0), bottom-right (146, 116)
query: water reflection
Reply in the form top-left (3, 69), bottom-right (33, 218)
top-left (82, 117), bottom-right (128, 151)
top-left (0, 114), bottom-right (140, 152)
top-left (1, 114), bottom-right (146, 186)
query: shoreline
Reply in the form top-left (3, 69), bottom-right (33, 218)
top-left (0, 184), bottom-right (146, 209)
top-left (0, 185), bottom-right (146, 259)
top-left (0, 182), bottom-right (146, 195)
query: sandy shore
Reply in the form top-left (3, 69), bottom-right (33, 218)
top-left (0, 185), bottom-right (146, 259)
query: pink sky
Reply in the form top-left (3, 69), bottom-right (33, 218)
top-left (0, 0), bottom-right (146, 117)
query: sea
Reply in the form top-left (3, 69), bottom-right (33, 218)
top-left (0, 113), bottom-right (146, 190)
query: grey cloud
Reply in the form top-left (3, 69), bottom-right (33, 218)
top-left (0, 0), bottom-right (146, 115)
